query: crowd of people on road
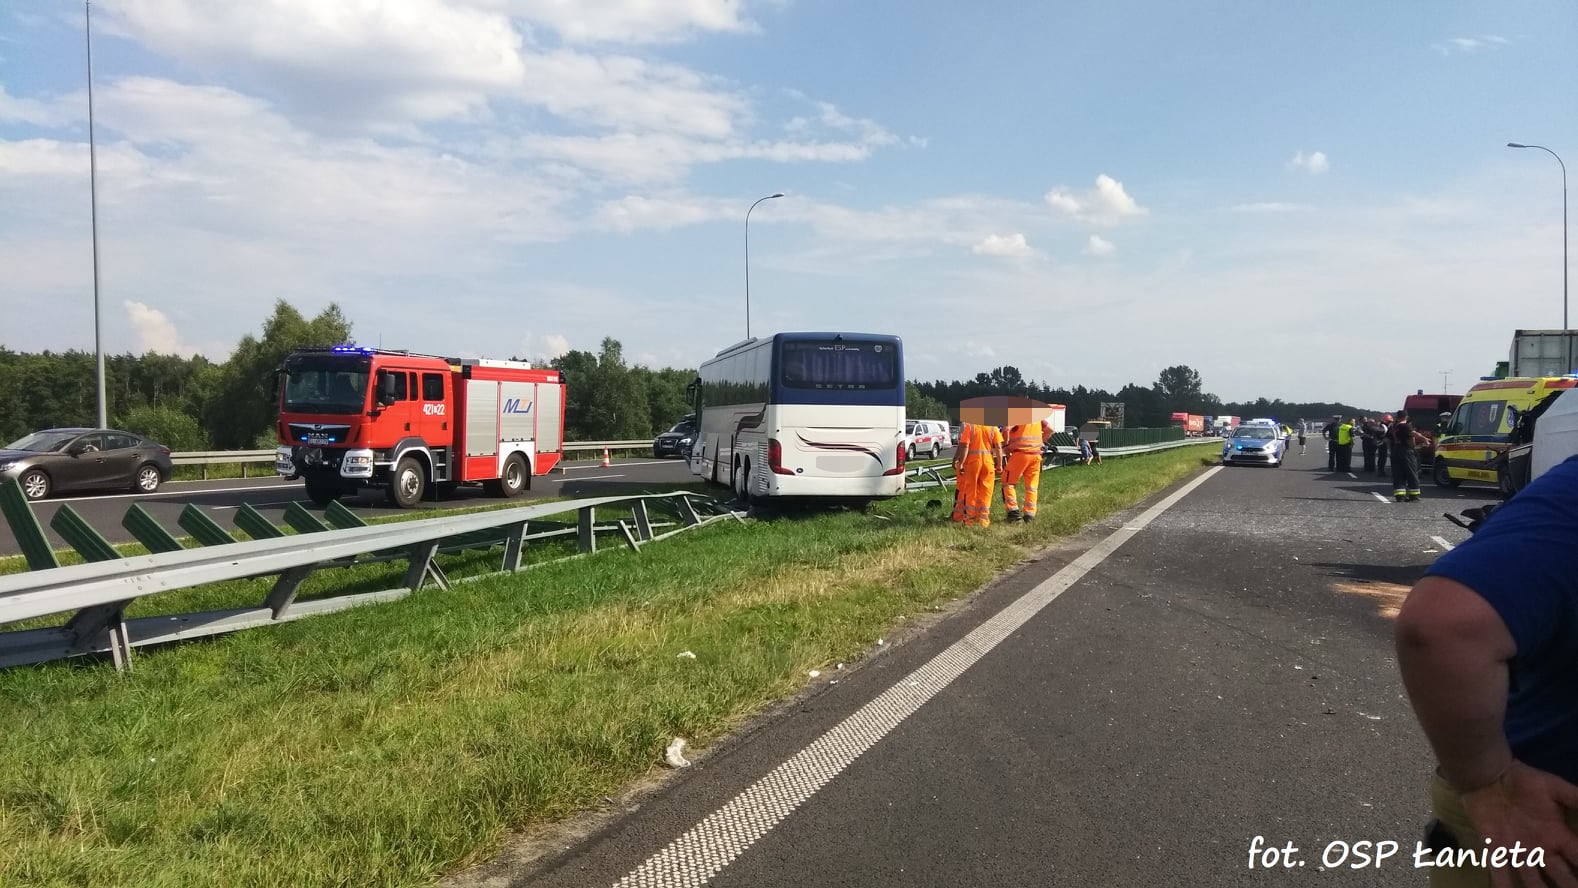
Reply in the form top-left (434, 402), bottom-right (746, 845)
top-left (1320, 412), bottom-right (1432, 502)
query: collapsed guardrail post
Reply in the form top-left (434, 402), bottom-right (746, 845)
top-left (632, 500), bottom-right (654, 541)
top-left (578, 507), bottom-right (597, 553)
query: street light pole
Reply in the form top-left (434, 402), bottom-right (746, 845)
top-left (86, 0), bottom-right (107, 428)
top-left (1508, 142), bottom-right (1570, 373)
top-left (744, 192), bottom-right (783, 339)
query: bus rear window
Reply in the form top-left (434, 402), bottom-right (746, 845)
top-left (779, 341), bottom-right (898, 389)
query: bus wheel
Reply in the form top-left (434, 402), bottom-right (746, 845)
top-left (1432, 460), bottom-right (1459, 488)
top-left (734, 460), bottom-right (752, 507)
top-left (387, 456), bottom-right (426, 508)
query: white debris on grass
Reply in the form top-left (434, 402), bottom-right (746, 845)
top-left (664, 738), bottom-right (690, 768)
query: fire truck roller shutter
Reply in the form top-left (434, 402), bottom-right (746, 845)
top-left (536, 381), bottom-right (563, 452)
top-left (498, 381), bottom-right (539, 443)
top-left (466, 379), bottom-right (501, 457)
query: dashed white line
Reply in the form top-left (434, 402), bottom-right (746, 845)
top-left (1371, 492), bottom-right (1391, 504)
top-left (611, 466), bottom-right (1224, 888)
top-left (49, 481), bottom-right (299, 504)
top-left (1430, 535), bottom-right (1455, 552)
top-left (1347, 472), bottom-right (1358, 480)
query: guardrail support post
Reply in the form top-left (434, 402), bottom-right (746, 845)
top-left (676, 497), bottom-right (701, 526)
top-left (265, 565), bottom-right (315, 618)
top-left (618, 520), bottom-right (641, 552)
top-left (502, 521), bottom-right (528, 572)
top-left (0, 479), bottom-right (61, 571)
top-left (632, 500), bottom-right (653, 541)
top-left (578, 507), bottom-right (596, 553)
top-left (402, 541), bottom-right (448, 591)
top-left (64, 604), bottom-right (134, 672)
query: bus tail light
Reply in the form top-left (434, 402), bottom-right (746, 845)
top-left (768, 438), bottom-right (794, 475)
top-left (884, 442), bottom-right (906, 476)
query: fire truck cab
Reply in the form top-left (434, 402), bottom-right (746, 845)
top-left (275, 346), bottom-right (565, 508)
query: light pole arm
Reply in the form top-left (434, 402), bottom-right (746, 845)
top-left (744, 193), bottom-right (782, 340)
top-left (1510, 142), bottom-right (1570, 370)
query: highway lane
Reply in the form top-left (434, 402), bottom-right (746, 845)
top-left (0, 456), bottom-right (700, 557)
top-left (487, 444), bottom-right (1505, 888)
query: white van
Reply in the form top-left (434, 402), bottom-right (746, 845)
top-left (903, 419), bottom-right (952, 459)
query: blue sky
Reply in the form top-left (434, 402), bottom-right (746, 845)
top-left (2, 0), bottom-right (1574, 411)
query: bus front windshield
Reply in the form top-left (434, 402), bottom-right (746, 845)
top-left (779, 340), bottom-right (898, 390)
top-left (282, 357), bottom-right (371, 415)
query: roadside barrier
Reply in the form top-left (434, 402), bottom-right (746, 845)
top-left (0, 479), bottom-right (738, 671)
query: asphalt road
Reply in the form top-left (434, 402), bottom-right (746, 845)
top-left (0, 456), bottom-right (699, 557)
top-left (462, 443), bottom-right (1505, 888)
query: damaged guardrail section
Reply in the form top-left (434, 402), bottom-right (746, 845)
top-left (0, 483), bottom-right (738, 670)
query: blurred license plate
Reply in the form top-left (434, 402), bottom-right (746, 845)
top-left (306, 434), bottom-right (331, 445)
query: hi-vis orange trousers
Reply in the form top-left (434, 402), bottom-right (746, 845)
top-left (951, 458), bottom-right (997, 527)
top-left (1001, 452), bottom-right (1042, 518)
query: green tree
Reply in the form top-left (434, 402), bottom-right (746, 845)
top-left (203, 301), bottom-right (352, 449)
top-left (121, 404), bottom-right (211, 452)
top-left (550, 338), bottom-right (651, 440)
top-left (1154, 365), bottom-right (1204, 413)
top-left (905, 382), bottom-right (948, 420)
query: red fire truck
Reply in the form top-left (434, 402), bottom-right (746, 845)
top-left (274, 346), bottom-right (566, 508)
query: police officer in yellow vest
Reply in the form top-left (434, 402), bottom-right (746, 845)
top-left (1334, 417), bottom-right (1357, 473)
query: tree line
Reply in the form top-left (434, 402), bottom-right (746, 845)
top-left (0, 301), bottom-right (1372, 452)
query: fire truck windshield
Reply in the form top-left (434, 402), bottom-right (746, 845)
top-left (282, 356), bottom-right (371, 415)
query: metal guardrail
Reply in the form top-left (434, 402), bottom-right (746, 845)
top-left (0, 485), bottom-right (738, 670)
top-left (172, 441), bottom-right (656, 479)
top-left (171, 440), bottom-right (653, 466)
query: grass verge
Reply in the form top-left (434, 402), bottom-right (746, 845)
top-left (0, 449), bottom-right (1214, 887)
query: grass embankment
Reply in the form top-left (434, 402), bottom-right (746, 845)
top-left (0, 448), bottom-right (1214, 887)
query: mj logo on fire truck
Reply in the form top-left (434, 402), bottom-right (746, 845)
top-left (503, 398), bottom-right (534, 415)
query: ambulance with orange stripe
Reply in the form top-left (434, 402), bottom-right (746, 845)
top-left (1431, 375), bottom-right (1578, 491)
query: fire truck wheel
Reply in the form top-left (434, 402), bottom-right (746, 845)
top-left (387, 456), bottom-right (426, 508)
top-left (487, 454), bottom-right (527, 498)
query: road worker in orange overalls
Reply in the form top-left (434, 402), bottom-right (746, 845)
top-left (1001, 417), bottom-right (1054, 523)
top-left (951, 420), bottom-right (1004, 526)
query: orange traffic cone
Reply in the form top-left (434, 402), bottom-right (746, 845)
top-left (601, 447), bottom-right (611, 468)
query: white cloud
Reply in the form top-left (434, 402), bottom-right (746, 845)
top-left (517, 333), bottom-right (571, 360)
top-left (1229, 202), bottom-right (1312, 213)
top-left (1083, 234), bottom-right (1116, 256)
top-left (1044, 174), bottom-right (1148, 223)
top-left (972, 233), bottom-right (1032, 258)
top-left (596, 194), bottom-right (728, 232)
top-left (1433, 35), bottom-right (1509, 56)
top-left (0, 84), bottom-right (74, 127)
top-left (1288, 151), bottom-right (1329, 175)
top-left (98, 0), bottom-right (527, 129)
top-left (123, 300), bottom-right (214, 355)
top-left (484, 0), bottom-right (759, 45)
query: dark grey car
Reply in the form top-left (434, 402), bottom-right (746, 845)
top-left (0, 428), bottom-right (174, 500)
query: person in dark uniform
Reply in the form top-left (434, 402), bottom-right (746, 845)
top-left (1360, 417), bottom-right (1382, 474)
top-left (1375, 413), bottom-right (1391, 477)
top-left (1387, 409), bottom-right (1428, 502)
top-left (1324, 415), bottom-right (1341, 471)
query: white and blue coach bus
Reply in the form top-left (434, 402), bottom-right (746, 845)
top-left (689, 332), bottom-right (907, 505)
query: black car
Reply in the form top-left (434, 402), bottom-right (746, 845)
top-left (653, 419), bottom-right (697, 459)
top-left (0, 428), bottom-right (174, 500)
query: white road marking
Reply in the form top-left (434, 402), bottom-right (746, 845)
top-left (564, 460), bottom-right (669, 470)
top-left (1347, 472), bottom-right (1358, 480)
top-left (1371, 492), bottom-right (1391, 504)
top-left (567, 474), bottom-right (625, 481)
top-left (214, 501), bottom-right (302, 510)
top-left (612, 467), bottom-right (1225, 888)
top-left (1430, 535), bottom-right (1455, 552)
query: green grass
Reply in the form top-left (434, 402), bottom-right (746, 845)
top-left (0, 449), bottom-right (1212, 887)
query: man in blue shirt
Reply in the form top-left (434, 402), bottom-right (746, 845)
top-left (1396, 454), bottom-right (1578, 886)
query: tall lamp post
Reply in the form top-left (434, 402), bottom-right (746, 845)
top-left (744, 192), bottom-right (783, 339)
top-left (86, 0), bottom-right (107, 428)
top-left (1507, 142), bottom-right (1569, 373)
